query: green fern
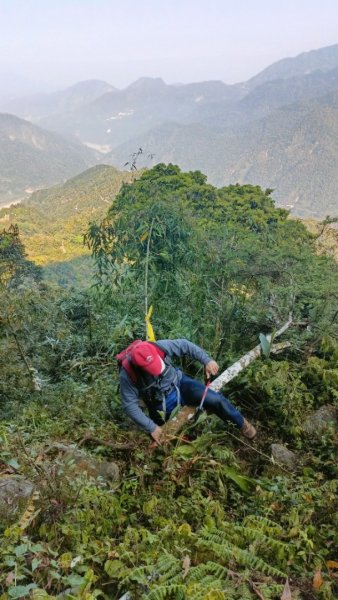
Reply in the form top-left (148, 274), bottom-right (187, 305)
top-left (204, 520), bottom-right (287, 553)
top-left (188, 561), bottom-right (229, 581)
top-left (186, 580), bottom-right (229, 600)
top-left (226, 524), bottom-right (289, 556)
top-left (243, 515), bottom-right (283, 535)
top-left (209, 444), bottom-right (236, 463)
top-left (235, 582), bottom-right (257, 600)
top-left (143, 583), bottom-right (186, 600)
top-left (198, 529), bottom-right (287, 578)
top-left (153, 553), bottom-right (182, 583)
top-left (256, 583), bottom-right (285, 600)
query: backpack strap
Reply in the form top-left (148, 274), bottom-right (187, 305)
top-left (116, 339), bottom-right (142, 384)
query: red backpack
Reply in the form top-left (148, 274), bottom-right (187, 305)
top-left (116, 340), bottom-right (166, 384)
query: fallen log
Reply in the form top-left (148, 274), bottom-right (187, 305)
top-left (162, 317), bottom-right (292, 440)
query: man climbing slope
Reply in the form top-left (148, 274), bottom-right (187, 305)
top-left (118, 339), bottom-right (256, 444)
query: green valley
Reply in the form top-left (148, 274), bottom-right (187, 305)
top-left (0, 165), bottom-right (132, 285)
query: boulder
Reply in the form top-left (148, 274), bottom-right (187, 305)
top-left (0, 476), bottom-right (34, 516)
top-left (47, 444), bottom-right (120, 482)
top-left (303, 405), bottom-right (337, 436)
top-left (271, 444), bottom-right (298, 470)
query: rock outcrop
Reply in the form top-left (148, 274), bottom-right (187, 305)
top-left (0, 476), bottom-right (34, 516)
top-left (46, 444), bottom-right (120, 482)
top-left (271, 444), bottom-right (298, 470)
top-left (303, 405), bottom-right (337, 436)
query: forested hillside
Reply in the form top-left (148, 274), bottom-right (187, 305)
top-left (108, 90), bottom-right (338, 218)
top-left (0, 165), bottom-right (132, 286)
top-left (1, 164), bottom-right (337, 599)
top-left (0, 114), bottom-right (97, 206)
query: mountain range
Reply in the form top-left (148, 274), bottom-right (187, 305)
top-left (108, 89), bottom-right (338, 217)
top-left (1, 43), bottom-right (338, 217)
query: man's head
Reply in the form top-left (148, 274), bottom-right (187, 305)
top-left (129, 341), bottom-right (164, 376)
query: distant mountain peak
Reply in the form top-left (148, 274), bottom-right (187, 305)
top-left (126, 77), bottom-right (167, 91)
top-left (248, 43), bottom-right (338, 89)
top-left (65, 79), bottom-right (116, 93)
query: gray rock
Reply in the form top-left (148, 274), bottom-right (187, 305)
top-left (303, 405), bottom-right (337, 436)
top-left (271, 444), bottom-right (298, 470)
top-left (0, 476), bottom-right (34, 516)
top-left (47, 444), bottom-right (119, 482)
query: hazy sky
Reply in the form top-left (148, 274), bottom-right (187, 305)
top-left (1, 0), bottom-right (338, 91)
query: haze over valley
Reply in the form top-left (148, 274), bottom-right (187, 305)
top-left (1, 44), bottom-right (338, 218)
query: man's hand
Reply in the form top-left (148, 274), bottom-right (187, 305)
top-left (205, 360), bottom-right (219, 379)
top-left (150, 425), bottom-right (163, 445)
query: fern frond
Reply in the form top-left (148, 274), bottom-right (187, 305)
top-left (143, 583), bottom-right (186, 600)
top-left (229, 524), bottom-right (289, 554)
top-left (202, 521), bottom-right (288, 556)
top-left (186, 580), bottom-right (232, 600)
top-left (210, 445), bottom-right (236, 463)
top-left (120, 564), bottom-right (149, 586)
top-left (317, 479), bottom-right (338, 494)
top-left (189, 561), bottom-right (229, 582)
top-left (154, 553), bottom-right (182, 583)
top-left (198, 537), bottom-right (286, 578)
top-left (235, 582), bottom-right (255, 600)
top-left (257, 583), bottom-right (285, 600)
top-left (243, 515), bottom-right (283, 535)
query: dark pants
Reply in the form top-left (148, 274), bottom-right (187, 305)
top-left (149, 373), bottom-right (244, 429)
top-left (179, 373), bottom-right (244, 428)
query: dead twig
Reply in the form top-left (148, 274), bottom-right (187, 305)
top-left (251, 582), bottom-right (267, 600)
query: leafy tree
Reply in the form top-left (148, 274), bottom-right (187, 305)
top-left (86, 164), bottom-right (338, 358)
top-left (0, 224), bottom-right (41, 287)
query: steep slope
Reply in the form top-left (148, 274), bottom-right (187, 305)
top-left (237, 66), bottom-right (338, 121)
top-left (0, 165), bottom-right (131, 281)
top-left (185, 66), bottom-right (338, 128)
top-left (0, 113), bottom-right (96, 206)
top-left (219, 91), bottom-right (338, 217)
top-left (107, 121), bottom-right (232, 176)
top-left (246, 43), bottom-right (338, 88)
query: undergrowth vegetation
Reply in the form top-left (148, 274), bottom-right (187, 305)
top-left (0, 164), bottom-right (337, 599)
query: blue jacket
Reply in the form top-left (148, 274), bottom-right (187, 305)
top-left (119, 339), bottom-right (211, 433)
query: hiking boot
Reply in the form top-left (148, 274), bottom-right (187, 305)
top-left (241, 418), bottom-right (257, 439)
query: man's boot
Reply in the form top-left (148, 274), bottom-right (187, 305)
top-left (241, 418), bottom-right (257, 439)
